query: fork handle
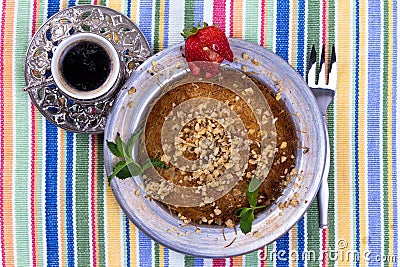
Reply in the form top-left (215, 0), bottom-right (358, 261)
top-left (318, 115), bottom-right (330, 229)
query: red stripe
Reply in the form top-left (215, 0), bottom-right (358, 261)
top-left (229, 0), bottom-right (234, 37)
top-left (213, 0), bottom-right (226, 32)
top-left (0, 0), bottom-right (7, 264)
top-left (322, 0), bottom-right (327, 45)
top-left (90, 135), bottom-right (97, 267)
top-left (260, 0), bottom-right (266, 46)
top-left (213, 258), bottom-right (226, 267)
top-left (30, 1), bottom-right (38, 265)
top-left (322, 228), bottom-right (327, 266)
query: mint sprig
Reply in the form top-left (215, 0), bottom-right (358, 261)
top-left (235, 176), bottom-right (266, 234)
top-left (106, 131), bottom-right (169, 183)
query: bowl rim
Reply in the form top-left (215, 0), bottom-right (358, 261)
top-left (104, 38), bottom-right (327, 257)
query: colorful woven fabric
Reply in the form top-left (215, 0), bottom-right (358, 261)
top-left (0, 0), bottom-right (398, 266)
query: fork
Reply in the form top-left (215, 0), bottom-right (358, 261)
top-left (307, 44), bottom-right (337, 229)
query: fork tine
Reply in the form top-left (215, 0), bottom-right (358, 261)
top-left (307, 45), bottom-right (317, 87)
top-left (327, 44), bottom-right (337, 89)
top-left (318, 44), bottom-right (326, 86)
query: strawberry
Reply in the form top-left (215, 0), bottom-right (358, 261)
top-left (182, 23), bottom-right (233, 77)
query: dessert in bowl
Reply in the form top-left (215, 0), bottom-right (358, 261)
top-left (104, 39), bottom-right (327, 257)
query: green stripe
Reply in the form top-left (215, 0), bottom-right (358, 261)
top-left (244, 0), bottom-right (259, 44)
top-left (97, 136), bottom-right (106, 267)
top-left (382, 1), bottom-right (390, 266)
top-left (154, 243), bottom-right (160, 267)
top-left (306, 0), bottom-right (321, 264)
top-left (14, 0), bottom-right (32, 265)
top-left (245, 251), bottom-right (259, 267)
top-left (182, 5), bottom-right (194, 266)
top-left (77, 0), bottom-right (91, 4)
top-left (184, 255), bottom-right (194, 267)
top-left (154, 0), bottom-right (161, 53)
top-left (75, 134), bottom-right (90, 267)
top-left (99, 0), bottom-right (107, 6)
top-left (266, 0), bottom-right (275, 50)
top-left (327, 1), bottom-right (336, 266)
top-left (184, 0), bottom-right (195, 29)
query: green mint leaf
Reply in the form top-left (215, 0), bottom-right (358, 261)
top-left (246, 188), bottom-right (258, 208)
top-left (107, 141), bottom-right (121, 158)
top-left (248, 176), bottom-right (261, 192)
top-left (108, 160), bottom-right (128, 183)
top-left (124, 128), bottom-right (144, 159)
top-left (126, 161), bottom-right (143, 176)
top-left (239, 208), bottom-right (255, 234)
top-left (234, 207), bottom-right (246, 217)
top-left (116, 133), bottom-right (124, 157)
top-left (142, 158), bottom-right (169, 172)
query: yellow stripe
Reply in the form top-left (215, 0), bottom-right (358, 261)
top-left (129, 221), bottom-right (137, 267)
top-left (108, 0), bottom-right (123, 13)
top-left (106, 186), bottom-right (122, 266)
top-left (130, 0), bottom-right (137, 21)
top-left (336, 1), bottom-right (352, 266)
top-left (387, 0), bottom-right (394, 259)
top-left (159, 244), bottom-right (165, 267)
top-left (358, 1), bottom-right (368, 265)
top-left (158, 0), bottom-right (165, 51)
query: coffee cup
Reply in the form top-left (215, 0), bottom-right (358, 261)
top-left (51, 32), bottom-right (121, 100)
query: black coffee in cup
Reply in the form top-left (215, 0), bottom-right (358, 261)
top-left (60, 40), bottom-right (112, 92)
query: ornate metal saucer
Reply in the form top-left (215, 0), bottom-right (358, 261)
top-left (24, 5), bottom-right (151, 133)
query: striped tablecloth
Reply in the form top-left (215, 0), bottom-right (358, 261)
top-left (0, 0), bottom-right (398, 266)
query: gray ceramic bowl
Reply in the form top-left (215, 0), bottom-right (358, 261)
top-left (104, 39), bottom-right (327, 258)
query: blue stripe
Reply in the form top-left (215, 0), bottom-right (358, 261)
top-left (45, 121), bottom-right (59, 267)
top-left (392, 0), bottom-right (398, 260)
top-left (194, 257), bottom-right (204, 267)
top-left (66, 132), bottom-right (75, 266)
top-left (297, 0), bottom-right (305, 77)
top-left (275, 0), bottom-right (289, 61)
top-left (354, 0), bottom-right (360, 264)
top-left (126, 217), bottom-right (131, 267)
top-left (139, 0), bottom-right (153, 49)
top-left (164, 0), bottom-right (170, 47)
top-left (275, 233), bottom-right (289, 267)
top-left (194, 0), bottom-right (204, 26)
top-left (275, 2), bottom-right (290, 266)
top-left (67, 0), bottom-right (75, 7)
top-left (45, 6), bottom-right (61, 267)
top-left (164, 248), bottom-right (169, 267)
top-left (367, 1), bottom-right (382, 265)
top-left (127, 0), bottom-right (132, 18)
top-left (138, 231), bottom-right (152, 267)
top-left (297, 218), bottom-right (305, 267)
top-left (296, 2), bottom-right (305, 265)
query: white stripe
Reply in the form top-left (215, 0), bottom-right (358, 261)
top-left (41, 117), bottom-right (47, 267)
top-left (168, 249), bottom-right (185, 266)
top-left (288, 0), bottom-right (294, 64)
top-left (203, 258), bottom-right (214, 267)
top-left (272, 0), bottom-right (277, 53)
top-left (241, 0), bottom-right (246, 38)
top-left (72, 134), bottom-right (78, 267)
top-left (168, 0), bottom-right (185, 46)
top-left (225, 0), bottom-right (230, 34)
top-left (203, 0), bottom-right (213, 26)
top-left (57, 131), bottom-right (63, 266)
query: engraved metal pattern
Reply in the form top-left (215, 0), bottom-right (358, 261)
top-left (24, 5), bottom-right (151, 133)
